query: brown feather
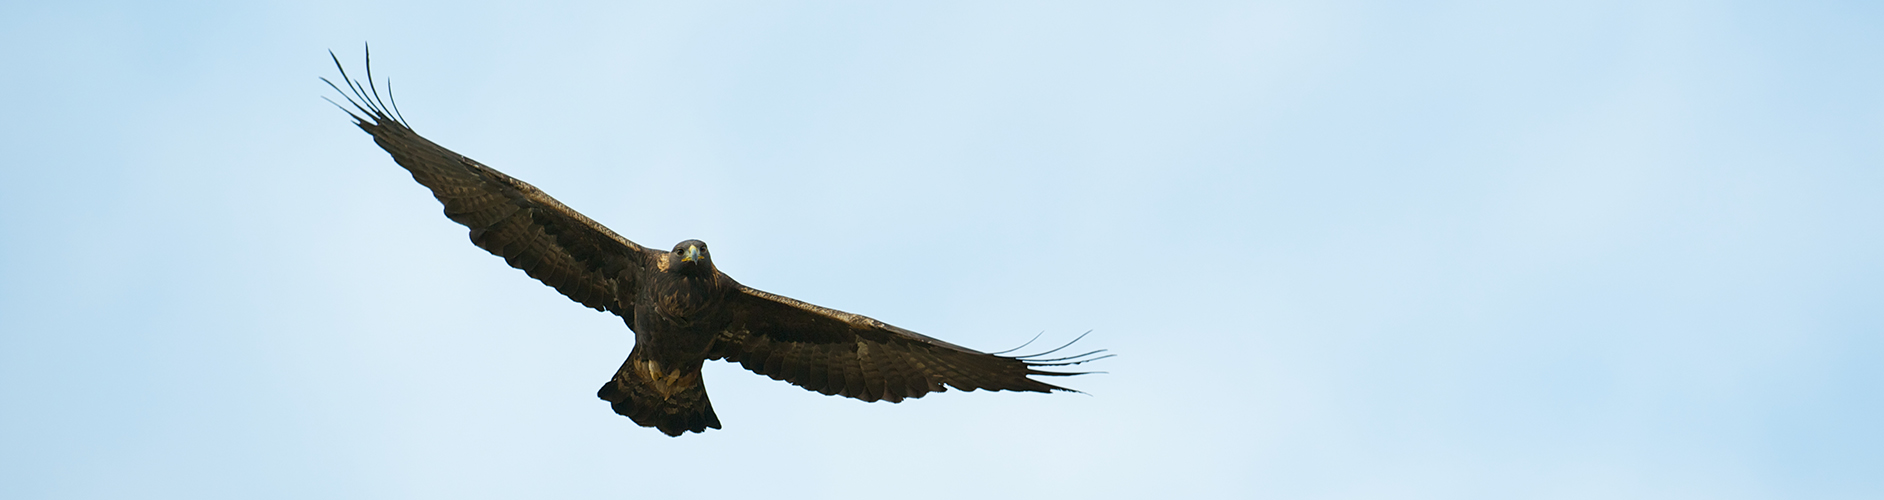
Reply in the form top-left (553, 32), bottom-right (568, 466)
top-left (707, 286), bottom-right (1105, 403)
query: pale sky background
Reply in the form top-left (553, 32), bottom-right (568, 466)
top-left (2, 1), bottom-right (1880, 499)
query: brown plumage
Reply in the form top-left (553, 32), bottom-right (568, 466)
top-left (324, 50), bottom-right (1107, 436)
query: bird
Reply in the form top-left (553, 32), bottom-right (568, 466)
top-left (322, 49), bottom-right (1108, 436)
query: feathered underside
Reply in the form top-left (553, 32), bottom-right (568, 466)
top-left (711, 288), bottom-right (1112, 403)
top-left (323, 48), bottom-right (652, 322)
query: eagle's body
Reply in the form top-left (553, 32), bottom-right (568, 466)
top-left (603, 241), bottom-right (736, 433)
top-left (326, 52), bottom-right (1104, 436)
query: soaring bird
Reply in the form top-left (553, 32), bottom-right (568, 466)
top-left (323, 51), bottom-right (1107, 436)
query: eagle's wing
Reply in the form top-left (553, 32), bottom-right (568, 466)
top-left (710, 286), bottom-right (1108, 402)
top-left (326, 53), bottom-right (653, 319)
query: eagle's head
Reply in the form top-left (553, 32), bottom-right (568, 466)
top-left (667, 239), bottom-right (714, 275)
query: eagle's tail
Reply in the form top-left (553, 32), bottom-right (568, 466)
top-left (597, 356), bottom-right (721, 437)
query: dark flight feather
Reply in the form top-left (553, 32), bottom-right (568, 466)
top-left (326, 48), bottom-right (1107, 436)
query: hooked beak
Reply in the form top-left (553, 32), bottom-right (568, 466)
top-left (681, 244), bottom-right (702, 262)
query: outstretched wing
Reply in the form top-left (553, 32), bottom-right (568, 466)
top-left (325, 51), bottom-right (653, 319)
top-left (710, 286), bottom-right (1108, 403)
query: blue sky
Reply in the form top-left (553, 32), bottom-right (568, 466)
top-left (2, 1), bottom-right (1879, 498)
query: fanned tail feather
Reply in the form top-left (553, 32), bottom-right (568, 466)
top-left (596, 355), bottom-right (721, 437)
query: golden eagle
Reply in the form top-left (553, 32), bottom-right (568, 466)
top-left (324, 51), bottom-right (1106, 436)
